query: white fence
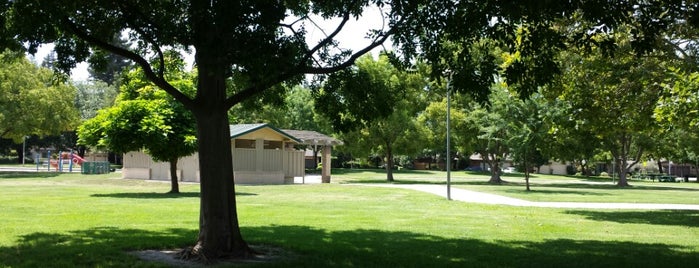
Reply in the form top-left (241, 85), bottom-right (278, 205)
top-left (123, 147), bottom-right (305, 184)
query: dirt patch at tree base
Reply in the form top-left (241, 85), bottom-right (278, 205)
top-left (131, 245), bottom-right (290, 267)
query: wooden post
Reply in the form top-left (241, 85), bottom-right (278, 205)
top-left (322, 145), bottom-right (331, 183)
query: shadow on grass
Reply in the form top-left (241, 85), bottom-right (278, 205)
top-left (341, 179), bottom-right (545, 186)
top-left (501, 188), bottom-right (612, 196)
top-left (0, 227), bottom-right (195, 267)
top-left (0, 171), bottom-right (60, 179)
top-left (347, 178), bottom-right (699, 192)
top-left (565, 210), bottom-right (699, 227)
top-left (2, 225), bottom-right (696, 267)
top-left (90, 191), bottom-right (256, 199)
top-left (332, 168), bottom-right (436, 175)
top-left (535, 183), bottom-right (699, 192)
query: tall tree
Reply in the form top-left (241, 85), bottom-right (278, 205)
top-left (542, 94), bottom-right (601, 176)
top-left (551, 29), bottom-right (669, 186)
top-left (1, 1), bottom-right (406, 260)
top-left (87, 35), bottom-right (132, 85)
top-left (464, 85), bottom-right (519, 184)
top-left (418, 93), bottom-right (473, 170)
top-left (73, 80), bottom-right (118, 120)
top-left (229, 85), bottom-right (330, 132)
top-left (656, 69), bottom-right (699, 175)
top-left (0, 50), bottom-right (79, 161)
top-left (317, 55), bottom-right (429, 181)
top-left (508, 93), bottom-right (550, 190)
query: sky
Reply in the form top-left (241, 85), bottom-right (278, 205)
top-left (31, 6), bottom-right (390, 82)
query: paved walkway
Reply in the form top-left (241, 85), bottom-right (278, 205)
top-left (351, 184), bottom-right (699, 210)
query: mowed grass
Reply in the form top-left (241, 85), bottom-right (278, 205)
top-left (332, 168), bottom-right (699, 204)
top-left (0, 170), bottom-right (697, 267)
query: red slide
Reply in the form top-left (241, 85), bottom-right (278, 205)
top-left (71, 154), bottom-right (86, 165)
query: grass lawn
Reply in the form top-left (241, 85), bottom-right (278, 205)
top-left (332, 168), bottom-right (699, 204)
top-left (0, 170), bottom-right (697, 267)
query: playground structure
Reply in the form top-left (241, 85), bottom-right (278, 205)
top-left (36, 150), bottom-right (86, 172)
top-left (35, 150), bottom-right (109, 174)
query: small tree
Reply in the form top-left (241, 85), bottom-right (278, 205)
top-left (78, 54), bottom-right (197, 193)
top-left (465, 86), bottom-right (518, 184)
top-left (509, 94), bottom-right (550, 191)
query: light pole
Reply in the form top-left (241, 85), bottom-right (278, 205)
top-left (22, 136), bottom-right (27, 165)
top-left (446, 71), bottom-right (452, 201)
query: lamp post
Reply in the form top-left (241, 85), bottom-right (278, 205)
top-left (22, 136), bottom-right (27, 165)
top-left (446, 71), bottom-right (452, 201)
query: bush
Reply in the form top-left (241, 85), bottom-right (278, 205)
top-left (566, 165), bottom-right (576, 175)
top-left (599, 172), bottom-right (610, 177)
top-left (396, 155), bottom-right (414, 169)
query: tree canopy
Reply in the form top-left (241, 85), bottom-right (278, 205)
top-left (2, 0), bottom-right (407, 260)
top-left (78, 53), bottom-right (197, 193)
top-left (0, 50), bottom-right (78, 143)
top-left (324, 55), bottom-right (430, 181)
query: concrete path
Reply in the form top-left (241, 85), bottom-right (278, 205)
top-left (351, 184), bottom-right (699, 210)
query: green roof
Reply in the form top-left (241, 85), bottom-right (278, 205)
top-left (229, 123), bottom-right (301, 143)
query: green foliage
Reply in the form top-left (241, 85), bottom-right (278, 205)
top-left (229, 86), bottom-right (331, 133)
top-left (548, 27), bottom-right (675, 185)
top-left (0, 50), bottom-right (79, 143)
top-left (77, 53), bottom-right (197, 162)
top-left (73, 80), bottom-right (118, 120)
top-left (327, 55), bottom-right (430, 180)
top-left (314, 55), bottom-right (400, 133)
top-left (87, 35), bottom-right (133, 85)
top-left (508, 93), bottom-right (551, 175)
top-left (463, 85), bottom-right (520, 182)
top-left (656, 69), bottom-right (699, 129)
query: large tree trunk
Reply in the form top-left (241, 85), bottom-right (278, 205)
top-left (168, 157), bottom-right (180, 194)
top-left (489, 161), bottom-right (503, 184)
top-left (615, 158), bottom-right (630, 187)
top-left (385, 146), bottom-right (394, 182)
top-left (486, 153), bottom-right (503, 184)
top-left (15, 143), bottom-right (23, 164)
top-left (179, 49), bottom-right (252, 261)
top-left (186, 105), bottom-right (252, 260)
top-left (524, 152), bottom-right (531, 191)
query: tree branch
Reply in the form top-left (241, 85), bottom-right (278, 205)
top-left (303, 25), bottom-right (397, 74)
top-left (224, 5), bottom-right (400, 109)
top-left (302, 11), bottom-right (351, 64)
top-left (129, 26), bottom-right (166, 78)
top-left (61, 17), bottom-right (195, 110)
top-left (0, 128), bottom-right (11, 138)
